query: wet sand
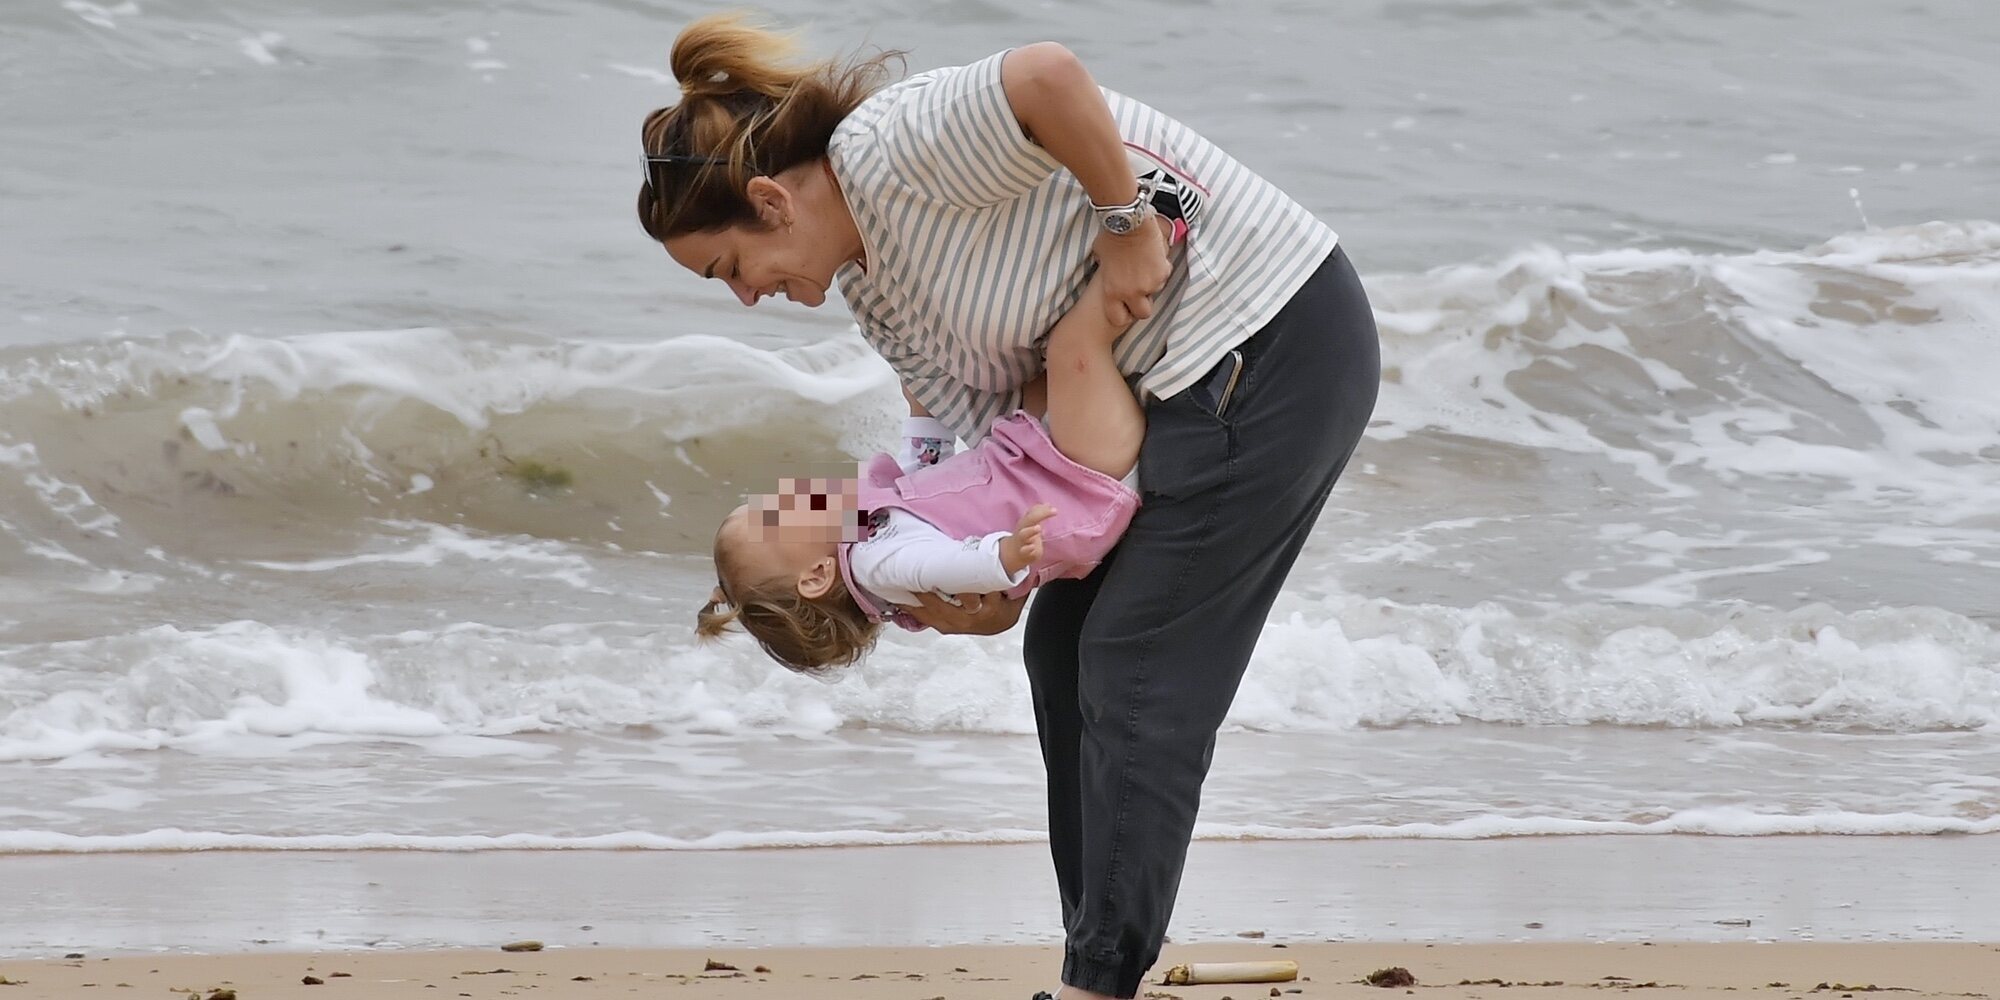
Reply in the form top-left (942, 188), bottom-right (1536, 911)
top-left (6, 837), bottom-right (1995, 998)
top-left (7, 837), bottom-right (1996, 957)
top-left (2, 942), bottom-right (1996, 999)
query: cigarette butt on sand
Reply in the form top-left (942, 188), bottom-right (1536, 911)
top-left (1162, 960), bottom-right (1300, 985)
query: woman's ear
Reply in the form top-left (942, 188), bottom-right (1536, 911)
top-left (745, 175), bottom-right (795, 229)
top-left (796, 555), bottom-right (837, 600)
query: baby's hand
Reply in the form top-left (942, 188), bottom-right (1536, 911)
top-left (1000, 504), bottom-right (1056, 576)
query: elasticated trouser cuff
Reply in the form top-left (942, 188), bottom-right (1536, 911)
top-left (1062, 947), bottom-right (1147, 999)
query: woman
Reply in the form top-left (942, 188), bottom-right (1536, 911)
top-left (638, 16), bottom-right (1379, 1000)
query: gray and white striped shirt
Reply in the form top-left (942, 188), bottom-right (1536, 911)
top-left (828, 50), bottom-right (1338, 444)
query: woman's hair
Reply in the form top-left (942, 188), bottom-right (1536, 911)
top-left (638, 14), bottom-right (902, 241)
top-left (697, 543), bottom-right (882, 676)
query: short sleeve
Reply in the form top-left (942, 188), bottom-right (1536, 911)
top-left (875, 334), bottom-right (1022, 446)
top-left (874, 50), bottom-right (1062, 209)
top-left (848, 285), bottom-right (1022, 445)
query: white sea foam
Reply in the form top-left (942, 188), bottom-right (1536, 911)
top-left (246, 521), bottom-right (599, 590)
top-left (237, 32), bottom-right (283, 66)
top-left (4, 808), bottom-right (1992, 855)
top-left (61, 1), bottom-right (137, 30)
top-left (2, 595), bottom-right (1993, 763)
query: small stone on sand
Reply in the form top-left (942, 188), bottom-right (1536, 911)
top-left (499, 941), bottom-right (543, 953)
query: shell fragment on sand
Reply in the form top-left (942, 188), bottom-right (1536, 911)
top-left (1162, 960), bottom-right (1300, 985)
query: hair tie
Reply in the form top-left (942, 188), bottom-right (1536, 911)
top-left (682, 69), bottom-right (729, 99)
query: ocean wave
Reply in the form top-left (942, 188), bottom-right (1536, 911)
top-left (3, 598), bottom-right (1993, 762)
top-left (3, 223), bottom-right (1995, 572)
top-left (4, 808), bottom-right (1992, 855)
top-left (0, 328), bottom-right (903, 566)
top-left (1367, 220), bottom-right (2000, 515)
top-left (4, 226), bottom-right (1997, 758)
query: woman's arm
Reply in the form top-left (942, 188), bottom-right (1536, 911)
top-left (902, 590), bottom-right (1027, 636)
top-left (1001, 43), bottom-right (1172, 328)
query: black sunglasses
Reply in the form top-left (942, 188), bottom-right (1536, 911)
top-left (643, 152), bottom-right (728, 195)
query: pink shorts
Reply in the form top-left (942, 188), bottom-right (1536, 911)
top-left (975, 412), bottom-right (1140, 595)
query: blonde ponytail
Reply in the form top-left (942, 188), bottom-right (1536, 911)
top-left (697, 587), bottom-right (742, 639)
top-left (671, 14), bottom-right (812, 101)
top-left (639, 14), bottom-right (902, 241)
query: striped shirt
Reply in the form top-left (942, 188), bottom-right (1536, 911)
top-left (827, 50), bottom-right (1338, 444)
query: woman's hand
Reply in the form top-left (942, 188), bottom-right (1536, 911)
top-left (1091, 223), bottom-right (1172, 326)
top-left (901, 591), bottom-right (1026, 635)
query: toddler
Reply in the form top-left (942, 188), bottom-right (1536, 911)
top-left (697, 275), bottom-right (1148, 674)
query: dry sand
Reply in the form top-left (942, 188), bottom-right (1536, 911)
top-left (2, 942), bottom-right (1995, 1000)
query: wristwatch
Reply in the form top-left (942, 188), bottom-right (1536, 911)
top-left (1091, 176), bottom-right (1159, 236)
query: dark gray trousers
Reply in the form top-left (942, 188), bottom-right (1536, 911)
top-left (1024, 247), bottom-right (1380, 998)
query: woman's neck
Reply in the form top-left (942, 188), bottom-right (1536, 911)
top-left (813, 158), bottom-right (868, 269)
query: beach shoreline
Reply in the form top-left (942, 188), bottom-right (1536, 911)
top-left (7, 835), bottom-right (1993, 960)
top-left (3, 942), bottom-right (1995, 1000)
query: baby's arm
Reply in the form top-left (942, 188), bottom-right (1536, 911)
top-left (850, 509), bottom-right (1040, 602)
top-left (858, 530), bottom-right (1025, 598)
top-left (997, 504), bottom-right (1054, 576)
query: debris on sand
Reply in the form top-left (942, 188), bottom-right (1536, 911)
top-left (1366, 967), bottom-right (1417, 988)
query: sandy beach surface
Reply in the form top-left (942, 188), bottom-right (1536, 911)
top-left (3, 942), bottom-right (1996, 999)
top-left (7, 839), bottom-right (1998, 999)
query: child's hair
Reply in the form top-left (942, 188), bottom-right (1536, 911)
top-left (697, 543), bottom-right (881, 676)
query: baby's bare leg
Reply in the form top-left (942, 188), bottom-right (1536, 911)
top-left (1043, 278), bottom-right (1145, 480)
top-left (1021, 374), bottom-right (1048, 420)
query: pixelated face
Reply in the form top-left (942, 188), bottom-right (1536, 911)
top-left (746, 477), bottom-right (865, 544)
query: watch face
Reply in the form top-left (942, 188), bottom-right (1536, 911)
top-left (1104, 213), bottom-right (1137, 235)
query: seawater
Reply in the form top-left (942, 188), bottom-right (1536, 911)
top-left (1, 0), bottom-right (1996, 862)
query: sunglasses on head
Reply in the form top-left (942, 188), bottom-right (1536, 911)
top-left (643, 151), bottom-right (729, 196)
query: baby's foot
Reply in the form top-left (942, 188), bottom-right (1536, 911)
top-left (1067, 278), bottom-right (1144, 351)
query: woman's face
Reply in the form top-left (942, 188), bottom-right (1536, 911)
top-left (661, 176), bottom-right (845, 308)
top-left (664, 223), bottom-right (836, 308)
